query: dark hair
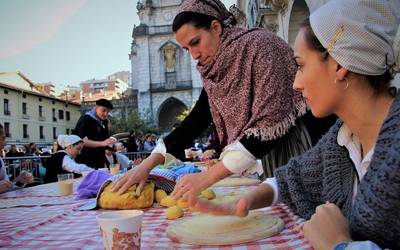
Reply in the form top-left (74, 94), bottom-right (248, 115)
top-left (300, 18), bottom-right (329, 61)
top-left (300, 17), bottom-right (392, 94)
top-left (172, 12), bottom-right (220, 32)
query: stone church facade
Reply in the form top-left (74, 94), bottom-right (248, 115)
top-left (130, 0), bottom-right (330, 131)
top-left (238, 0), bottom-right (328, 45)
top-left (130, 0), bottom-right (203, 131)
top-left (130, 0), bottom-right (399, 131)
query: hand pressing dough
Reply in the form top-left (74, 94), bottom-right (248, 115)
top-left (166, 206), bottom-right (184, 220)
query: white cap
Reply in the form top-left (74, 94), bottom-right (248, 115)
top-left (310, 0), bottom-right (400, 76)
top-left (57, 134), bottom-right (82, 149)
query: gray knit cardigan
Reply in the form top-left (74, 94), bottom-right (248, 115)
top-left (275, 92), bottom-right (400, 249)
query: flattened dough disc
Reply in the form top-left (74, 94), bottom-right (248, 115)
top-left (213, 177), bottom-right (260, 187)
top-left (167, 212), bottom-right (284, 245)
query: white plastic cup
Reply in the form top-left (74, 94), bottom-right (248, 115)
top-left (57, 173), bottom-right (74, 196)
top-left (110, 163), bottom-right (120, 175)
top-left (97, 210), bottom-right (144, 250)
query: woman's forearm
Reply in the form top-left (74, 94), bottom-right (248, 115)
top-left (140, 153), bottom-right (165, 172)
top-left (245, 183), bottom-right (274, 210)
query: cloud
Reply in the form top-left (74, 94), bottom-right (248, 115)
top-left (0, 0), bottom-right (88, 59)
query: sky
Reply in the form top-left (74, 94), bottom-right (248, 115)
top-left (0, 0), bottom-right (235, 92)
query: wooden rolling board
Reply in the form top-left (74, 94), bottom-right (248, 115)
top-left (167, 212), bottom-right (284, 245)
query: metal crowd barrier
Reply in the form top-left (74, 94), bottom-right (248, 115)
top-left (124, 152), bottom-right (150, 161)
top-left (3, 152), bottom-right (150, 183)
top-left (3, 155), bottom-right (50, 184)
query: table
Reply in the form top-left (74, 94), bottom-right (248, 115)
top-left (0, 180), bottom-right (312, 249)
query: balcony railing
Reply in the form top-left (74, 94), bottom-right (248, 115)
top-left (22, 114), bottom-right (30, 119)
top-left (150, 80), bottom-right (192, 92)
top-left (4, 110), bottom-right (11, 115)
top-left (39, 116), bottom-right (46, 121)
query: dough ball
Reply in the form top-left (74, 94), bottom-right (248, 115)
top-left (177, 198), bottom-right (189, 209)
top-left (165, 206), bottom-right (184, 220)
top-left (160, 195), bottom-right (177, 207)
top-left (200, 189), bottom-right (216, 200)
top-left (155, 189), bottom-right (168, 203)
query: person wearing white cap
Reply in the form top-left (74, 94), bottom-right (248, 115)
top-left (186, 0), bottom-right (400, 249)
top-left (44, 135), bottom-right (92, 183)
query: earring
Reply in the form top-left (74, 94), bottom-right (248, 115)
top-left (334, 77), bottom-right (349, 90)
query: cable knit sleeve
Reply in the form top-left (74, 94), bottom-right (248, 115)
top-left (274, 122), bottom-right (342, 219)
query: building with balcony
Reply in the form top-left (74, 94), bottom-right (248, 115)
top-left (0, 71), bottom-right (81, 146)
top-left (130, 0), bottom-right (203, 131)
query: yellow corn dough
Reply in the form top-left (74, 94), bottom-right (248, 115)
top-left (98, 182), bottom-right (154, 209)
top-left (155, 189), bottom-right (168, 203)
top-left (177, 198), bottom-right (189, 209)
top-left (160, 195), bottom-right (177, 207)
top-left (200, 189), bottom-right (216, 200)
top-left (165, 206), bottom-right (184, 220)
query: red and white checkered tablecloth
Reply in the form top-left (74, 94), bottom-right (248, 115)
top-left (0, 181), bottom-right (312, 249)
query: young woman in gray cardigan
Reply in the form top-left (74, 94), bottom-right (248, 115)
top-left (187, 0), bottom-right (400, 249)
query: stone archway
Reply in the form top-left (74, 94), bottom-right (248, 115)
top-left (158, 97), bottom-right (187, 131)
top-left (288, 0), bottom-right (310, 48)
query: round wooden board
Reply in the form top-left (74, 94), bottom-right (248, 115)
top-left (212, 177), bottom-right (260, 187)
top-left (166, 212), bottom-right (284, 245)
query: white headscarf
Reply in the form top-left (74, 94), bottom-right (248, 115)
top-left (310, 0), bottom-right (400, 76)
top-left (57, 135), bottom-right (82, 149)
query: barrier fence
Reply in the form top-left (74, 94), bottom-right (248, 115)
top-left (3, 152), bottom-right (150, 184)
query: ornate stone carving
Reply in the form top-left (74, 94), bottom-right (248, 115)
top-left (229, 5), bottom-right (247, 27)
top-left (265, 0), bottom-right (288, 14)
top-left (259, 14), bottom-right (279, 34)
top-left (265, 22), bottom-right (279, 33)
top-left (163, 43), bottom-right (177, 72)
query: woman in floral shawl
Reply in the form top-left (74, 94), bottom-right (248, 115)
top-left (112, 0), bottom-right (335, 197)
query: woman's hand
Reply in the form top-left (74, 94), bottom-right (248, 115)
top-left (187, 194), bottom-right (249, 217)
top-left (102, 138), bottom-right (116, 147)
top-left (303, 202), bottom-right (352, 250)
top-left (172, 161), bottom-right (232, 200)
top-left (171, 172), bottom-right (211, 200)
top-left (15, 171), bottom-right (34, 184)
top-left (201, 149), bottom-right (216, 161)
top-left (111, 165), bottom-right (150, 195)
top-left (0, 180), bottom-right (13, 193)
top-left (111, 153), bottom-right (164, 195)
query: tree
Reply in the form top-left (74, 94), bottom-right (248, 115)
top-left (109, 111), bottom-right (159, 136)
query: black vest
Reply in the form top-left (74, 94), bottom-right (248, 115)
top-left (43, 152), bottom-right (80, 183)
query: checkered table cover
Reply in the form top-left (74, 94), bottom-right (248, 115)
top-left (0, 182), bottom-right (312, 249)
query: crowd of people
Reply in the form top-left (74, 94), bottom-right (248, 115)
top-left (1, 0), bottom-right (399, 248)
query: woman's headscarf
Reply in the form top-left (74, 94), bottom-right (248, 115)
top-left (178, 0), bottom-right (236, 27)
top-left (310, 0), bottom-right (400, 76)
top-left (178, 0), bottom-right (306, 147)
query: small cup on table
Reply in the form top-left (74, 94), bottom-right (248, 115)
top-left (109, 163), bottom-right (121, 176)
top-left (57, 173), bottom-right (74, 196)
top-left (97, 210), bottom-right (144, 250)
